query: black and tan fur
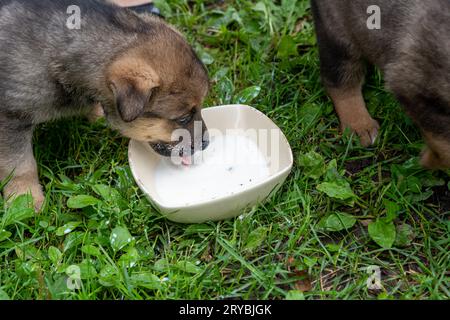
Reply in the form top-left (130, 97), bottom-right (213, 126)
top-left (0, 0), bottom-right (210, 209)
top-left (311, 0), bottom-right (450, 168)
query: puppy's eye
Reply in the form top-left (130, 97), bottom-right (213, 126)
top-left (176, 110), bottom-right (195, 125)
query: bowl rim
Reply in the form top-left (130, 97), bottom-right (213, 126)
top-left (128, 104), bottom-right (294, 211)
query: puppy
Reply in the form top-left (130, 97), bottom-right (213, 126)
top-left (311, 0), bottom-right (450, 168)
top-left (0, 0), bottom-right (210, 210)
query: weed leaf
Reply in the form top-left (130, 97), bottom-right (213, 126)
top-left (79, 259), bottom-right (98, 280)
top-left (81, 244), bottom-right (101, 257)
top-left (56, 221), bottom-right (81, 236)
top-left (176, 261), bottom-right (203, 274)
top-left (317, 181), bottom-right (355, 201)
top-left (368, 219), bottom-right (396, 249)
top-left (235, 86), bottom-right (261, 104)
top-left (2, 194), bottom-right (34, 227)
top-left (0, 230), bottom-right (12, 242)
top-left (48, 246), bottom-right (62, 264)
top-left (277, 35), bottom-right (298, 58)
top-left (110, 226), bottom-right (133, 252)
top-left (298, 151), bottom-right (325, 179)
top-left (286, 290), bottom-right (305, 300)
top-left (318, 212), bottom-right (356, 232)
top-left (130, 273), bottom-right (161, 290)
top-left (67, 195), bottom-right (100, 209)
top-left (244, 226), bottom-right (268, 251)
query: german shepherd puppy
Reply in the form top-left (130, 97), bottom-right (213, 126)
top-left (0, 0), bottom-right (210, 210)
top-left (311, 0), bottom-right (450, 168)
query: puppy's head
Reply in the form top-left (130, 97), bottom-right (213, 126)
top-left (103, 20), bottom-right (209, 157)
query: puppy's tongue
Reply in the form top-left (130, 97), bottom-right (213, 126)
top-left (181, 155), bottom-right (192, 166)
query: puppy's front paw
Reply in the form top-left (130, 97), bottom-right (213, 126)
top-left (4, 178), bottom-right (45, 212)
top-left (342, 117), bottom-right (380, 147)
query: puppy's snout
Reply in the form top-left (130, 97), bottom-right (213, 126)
top-left (151, 142), bottom-right (173, 157)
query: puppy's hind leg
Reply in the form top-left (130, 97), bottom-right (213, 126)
top-left (313, 14), bottom-right (379, 146)
top-left (391, 89), bottom-right (450, 169)
top-left (420, 132), bottom-right (450, 169)
top-left (0, 119), bottom-right (44, 211)
top-left (326, 85), bottom-right (380, 147)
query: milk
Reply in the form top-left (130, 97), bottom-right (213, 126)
top-left (153, 134), bottom-right (270, 206)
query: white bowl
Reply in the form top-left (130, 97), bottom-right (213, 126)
top-left (128, 104), bottom-right (293, 223)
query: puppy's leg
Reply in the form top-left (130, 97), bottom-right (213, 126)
top-left (313, 15), bottom-right (379, 146)
top-left (326, 86), bottom-right (380, 147)
top-left (420, 132), bottom-right (450, 169)
top-left (0, 121), bottom-right (44, 211)
top-left (391, 91), bottom-right (450, 170)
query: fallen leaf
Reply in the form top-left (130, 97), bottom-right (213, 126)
top-left (67, 195), bottom-right (100, 209)
top-left (292, 270), bottom-right (312, 292)
top-left (317, 212), bottom-right (356, 232)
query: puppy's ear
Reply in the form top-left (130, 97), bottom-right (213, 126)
top-left (107, 57), bottom-right (160, 122)
top-left (110, 78), bottom-right (155, 122)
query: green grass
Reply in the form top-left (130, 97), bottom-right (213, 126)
top-left (0, 0), bottom-right (449, 300)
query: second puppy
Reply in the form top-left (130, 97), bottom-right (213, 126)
top-left (311, 0), bottom-right (450, 168)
